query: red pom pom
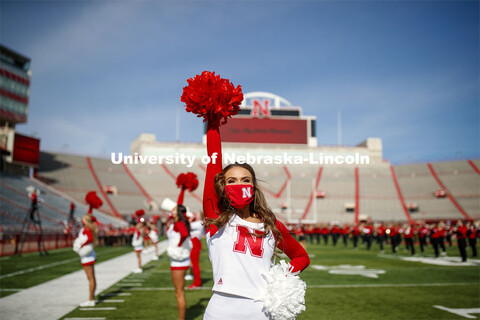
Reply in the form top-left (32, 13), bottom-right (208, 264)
top-left (85, 191), bottom-right (103, 213)
top-left (181, 71), bottom-right (244, 128)
top-left (135, 209), bottom-right (145, 217)
top-left (176, 172), bottom-right (199, 192)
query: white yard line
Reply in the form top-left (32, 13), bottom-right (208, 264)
top-left (79, 307), bottom-right (117, 311)
top-left (100, 293), bottom-right (131, 297)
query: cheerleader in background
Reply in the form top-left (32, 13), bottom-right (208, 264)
top-left (148, 221), bottom-right (160, 260)
top-left (73, 214), bottom-right (98, 307)
top-left (187, 211), bottom-right (205, 289)
top-left (167, 205), bottom-right (192, 320)
top-left (132, 220), bottom-right (145, 273)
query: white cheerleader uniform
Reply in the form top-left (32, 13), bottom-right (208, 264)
top-left (74, 227), bottom-right (96, 266)
top-left (132, 229), bottom-right (144, 252)
top-left (204, 215), bottom-right (275, 320)
top-left (167, 222), bottom-right (192, 270)
top-left (149, 229), bottom-right (159, 244)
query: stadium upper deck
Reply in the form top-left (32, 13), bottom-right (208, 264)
top-left (34, 151), bottom-right (479, 224)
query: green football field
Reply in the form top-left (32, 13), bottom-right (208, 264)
top-left (1, 240), bottom-right (479, 319)
top-left (0, 246), bottom-right (133, 298)
top-left (60, 241), bottom-right (479, 320)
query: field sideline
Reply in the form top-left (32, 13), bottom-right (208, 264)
top-left (48, 240), bottom-right (480, 320)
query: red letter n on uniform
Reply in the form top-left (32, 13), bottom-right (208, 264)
top-left (233, 225), bottom-right (265, 258)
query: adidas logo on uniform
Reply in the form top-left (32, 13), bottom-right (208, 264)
top-left (217, 278), bottom-right (223, 285)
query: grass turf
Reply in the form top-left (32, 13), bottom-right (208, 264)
top-left (0, 246), bottom-right (132, 298)
top-left (59, 240), bottom-right (479, 320)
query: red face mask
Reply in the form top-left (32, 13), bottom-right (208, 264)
top-left (225, 184), bottom-right (254, 209)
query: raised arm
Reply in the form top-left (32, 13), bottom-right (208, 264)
top-left (275, 220), bottom-right (310, 274)
top-left (203, 123), bottom-right (223, 221)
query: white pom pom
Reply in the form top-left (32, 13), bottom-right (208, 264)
top-left (262, 260), bottom-right (306, 320)
top-left (73, 237), bottom-right (81, 253)
top-left (167, 239), bottom-right (192, 261)
top-left (78, 244), bottom-right (93, 257)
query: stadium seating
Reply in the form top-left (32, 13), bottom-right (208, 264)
top-left (29, 152), bottom-right (480, 225)
top-left (0, 172), bottom-right (126, 232)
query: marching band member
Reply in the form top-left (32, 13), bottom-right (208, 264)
top-left (466, 221), bottom-right (478, 257)
top-left (403, 224), bottom-right (415, 256)
top-left (418, 223), bottom-right (429, 253)
top-left (351, 224), bottom-right (360, 249)
top-left (375, 223), bottom-right (386, 253)
top-left (430, 223), bottom-right (441, 258)
top-left (455, 220), bottom-right (468, 262)
top-left (73, 214), bottom-right (98, 307)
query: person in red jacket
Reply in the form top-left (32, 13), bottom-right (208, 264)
top-left (418, 223), bottom-right (429, 253)
top-left (341, 224), bottom-right (350, 248)
top-left (375, 223), bottom-right (386, 253)
top-left (388, 224), bottom-right (398, 253)
top-left (351, 224), bottom-right (360, 249)
top-left (331, 224), bottom-right (341, 246)
top-left (363, 223), bottom-right (373, 250)
top-left (403, 224), bottom-right (416, 256)
top-left (466, 221), bottom-right (478, 257)
top-left (455, 220), bottom-right (468, 262)
top-left (438, 221), bottom-right (447, 255)
top-left (322, 225), bottom-right (330, 245)
top-left (430, 223), bottom-right (442, 258)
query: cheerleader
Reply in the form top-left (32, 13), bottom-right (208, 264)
top-left (167, 205), bottom-right (191, 320)
top-left (147, 221), bottom-right (160, 260)
top-left (73, 214), bottom-right (98, 307)
top-left (202, 125), bottom-right (310, 320)
top-left (180, 72), bottom-right (310, 320)
top-left (132, 221), bottom-right (144, 273)
top-left (188, 212), bottom-right (205, 289)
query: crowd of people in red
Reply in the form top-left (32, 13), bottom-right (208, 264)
top-left (288, 220), bottom-right (478, 262)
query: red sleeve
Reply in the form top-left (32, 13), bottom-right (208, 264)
top-left (174, 221), bottom-right (189, 246)
top-left (203, 123), bottom-right (223, 235)
top-left (275, 220), bottom-right (310, 274)
top-left (177, 188), bottom-right (185, 206)
top-left (81, 228), bottom-right (93, 247)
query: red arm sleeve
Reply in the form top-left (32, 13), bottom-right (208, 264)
top-left (174, 222), bottom-right (189, 246)
top-left (276, 220), bottom-right (310, 274)
top-left (203, 123), bottom-right (223, 235)
top-left (81, 228), bottom-right (93, 247)
top-left (177, 188), bottom-right (185, 206)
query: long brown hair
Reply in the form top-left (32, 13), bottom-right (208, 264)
top-left (207, 163), bottom-right (282, 245)
top-left (82, 214), bottom-right (99, 245)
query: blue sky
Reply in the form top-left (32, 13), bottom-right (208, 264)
top-left (1, 1), bottom-right (478, 164)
